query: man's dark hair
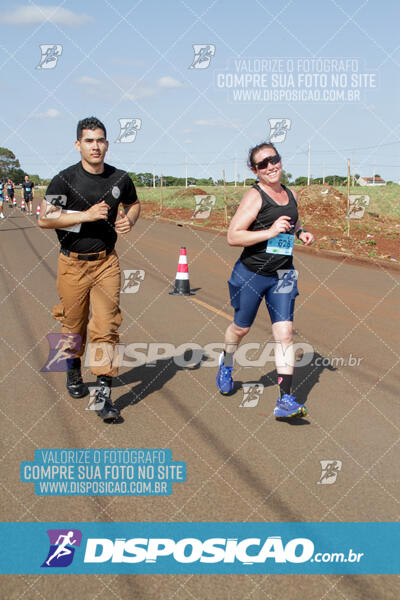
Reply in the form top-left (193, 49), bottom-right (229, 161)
top-left (76, 117), bottom-right (107, 140)
top-left (247, 142), bottom-right (279, 169)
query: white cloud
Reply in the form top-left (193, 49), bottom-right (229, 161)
top-left (32, 108), bottom-right (61, 119)
top-left (181, 128), bottom-right (193, 134)
top-left (76, 74), bottom-right (183, 101)
top-left (195, 119), bottom-right (240, 129)
top-left (158, 76), bottom-right (184, 88)
top-left (76, 76), bottom-right (102, 86)
top-left (122, 86), bottom-right (158, 101)
top-left (80, 82), bottom-right (157, 101)
top-left (0, 5), bottom-right (93, 26)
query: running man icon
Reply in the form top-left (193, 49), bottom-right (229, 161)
top-left (41, 529), bottom-right (82, 568)
top-left (46, 532), bottom-right (76, 566)
top-left (189, 44), bottom-right (216, 69)
top-left (121, 269), bottom-right (145, 293)
top-left (36, 44), bottom-right (63, 69)
top-left (274, 269), bottom-right (299, 294)
top-left (41, 334), bottom-right (82, 372)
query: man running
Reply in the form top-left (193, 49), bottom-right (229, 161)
top-left (39, 116), bottom-right (140, 421)
top-left (21, 174), bottom-right (34, 214)
top-left (216, 142), bottom-right (314, 419)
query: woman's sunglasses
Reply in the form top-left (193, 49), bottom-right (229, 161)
top-left (255, 154), bottom-right (281, 170)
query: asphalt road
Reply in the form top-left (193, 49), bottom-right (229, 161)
top-left (1, 210), bottom-right (399, 599)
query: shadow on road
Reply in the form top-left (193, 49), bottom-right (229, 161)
top-left (87, 350), bottom-right (337, 426)
top-left (234, 351), bottom-right (337, 401)
top-left (230, 351), bottom-right (338, 426)
top-left (88, 351), bottom-right (201, 414)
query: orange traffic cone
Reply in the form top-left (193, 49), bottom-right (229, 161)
top-left (21, 198), bottom-right (25, 212)
top-left (36, 204), bottom-right (41, 218)
top-left (169, 247), bottom-right (194, 295)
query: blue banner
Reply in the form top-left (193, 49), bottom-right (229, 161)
top-left (0, 522), bottom-right (398, 574)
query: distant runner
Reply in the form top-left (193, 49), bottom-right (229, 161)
top-left (21, 174), bottom-right (35, 215)
top-left (216, 142), bottom-right (314, 419)
top-left (0, 181), bottom-right (5, 219)
top-left (6, 178), bottom-right (15, 207)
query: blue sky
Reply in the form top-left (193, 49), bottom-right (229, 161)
top-left (0, 0), bottom-right (399, 182)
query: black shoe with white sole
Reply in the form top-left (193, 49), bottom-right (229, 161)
top-left (94, 377), bottom-right (120, 421)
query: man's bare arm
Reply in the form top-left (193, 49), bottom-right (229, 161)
top-left (38, 200), bottom-right (109, 229)
top-left (123, 200), bottom-right (140, 226)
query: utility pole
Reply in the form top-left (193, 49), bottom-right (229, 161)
top-left (234, 154), bottom-right (237, 187)
top-left (185, 157), bottom-right (188, 188)
top-left (322, 161), bottom-right (325, 185)
top-left (223, 169), bottom-right (228, 227)
top-left (346, 158), bottom-right (351, 237)
top-left (347, 158), bottom-right (351, 197)
top-left (307, 142), bottom-right (311, 186)
top-left (152, 165), bottom-right (155, 188)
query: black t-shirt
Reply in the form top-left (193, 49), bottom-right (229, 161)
top-left (45, 162), bottom-right (138, 253)
top-left (240, 184), bottom-right (298, 275)
top-left (22, 181), bottom-right (34, 196)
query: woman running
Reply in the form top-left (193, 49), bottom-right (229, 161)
top-left (6, 178), bottom-right (15, 207)
top-left (216, 142), bottom-right (314, 418)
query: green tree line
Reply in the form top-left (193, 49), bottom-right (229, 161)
top-left (127, 169), bottom-right (293, 187)
top-left (1, 147), bottom-right (376, 187)
top-left (0, 147), bottom-right (42, 184)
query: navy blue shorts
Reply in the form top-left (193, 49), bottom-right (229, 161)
top-left (228, 260), bottom-right (299, 327)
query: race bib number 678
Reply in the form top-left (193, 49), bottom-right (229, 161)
top-left (266, 233), bottom-right (294, 256)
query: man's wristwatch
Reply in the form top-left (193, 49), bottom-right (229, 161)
top-left (296, 228), bottom-right (307, 239)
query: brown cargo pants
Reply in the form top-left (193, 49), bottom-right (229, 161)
top-left (52, 249), bottom-right (122, 377)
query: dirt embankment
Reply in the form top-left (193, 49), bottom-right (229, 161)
top-left (140, 184), bottom-right (400, 264)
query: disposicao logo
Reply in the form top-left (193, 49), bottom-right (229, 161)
top-left (41, 529), bottom-right (82, 568)
top-left (83, 536), bottom-right (314, 564)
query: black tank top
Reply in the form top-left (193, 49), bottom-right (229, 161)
top-left (240, 183), bottom-right (298, 275)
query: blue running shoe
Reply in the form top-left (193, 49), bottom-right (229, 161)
top-left (274, 394), bottom-right (307, 418)
top-left (216, 352), bottom-right (234, 395)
